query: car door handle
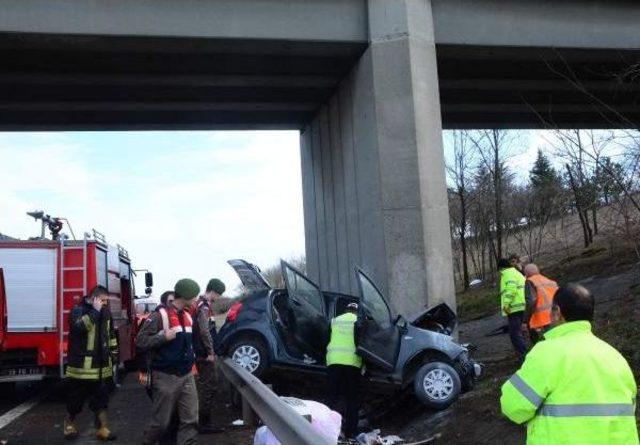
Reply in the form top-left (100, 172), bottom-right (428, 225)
top-left (291, 299), bottom-right (302, 307)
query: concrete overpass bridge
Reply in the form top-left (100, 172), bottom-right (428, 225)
top-left (1, 0), bottom-right (638, 314)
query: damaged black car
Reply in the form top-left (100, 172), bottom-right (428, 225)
top-left (215, 259), bottom-right (481, 410)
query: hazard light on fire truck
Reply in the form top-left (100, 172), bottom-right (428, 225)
top-left (0, 211), bottom-right (152, 383)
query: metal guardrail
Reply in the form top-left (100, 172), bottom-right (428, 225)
top-left (219, 358), bottom-right (334, 445)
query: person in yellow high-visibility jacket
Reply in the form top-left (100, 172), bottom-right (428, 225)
top-left (501, 284), bottom-right (638, 445)
top-left (326, 302), bottom-right (362, 439)
top-left (499, 258), bottom-right (527, 364)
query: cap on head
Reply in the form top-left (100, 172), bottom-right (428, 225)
top-left (174, 279), bottom-right (200, 301)
top-left (497, 258), bottom-right (511, 269)
top-left (346, 302), bottom-right (359, 312)
top-left (206, 278), bottom-right (226, 295)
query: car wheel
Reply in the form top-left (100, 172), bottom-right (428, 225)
top-left (413, 361), bottom-right (461, 410)
top-left (229, 337), bottom-right (269, 377)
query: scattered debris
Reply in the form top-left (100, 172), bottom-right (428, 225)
top-left (351, 429), bottom-right (440, 445)
top-left (231, 419), bottom-right (245, 426)
top-left (380, 435), bottom-right (404, 445)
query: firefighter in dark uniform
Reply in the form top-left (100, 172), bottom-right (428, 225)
top-left (63, 285), bottom-right (118, 441)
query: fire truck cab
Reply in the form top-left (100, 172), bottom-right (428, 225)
top-left (0, 217), bottom-right (149, 383)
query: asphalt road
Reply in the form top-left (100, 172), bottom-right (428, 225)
top-left (0, 381), bottom-right (43, 417)
top-left (0, 374), bottom-right (253, 445)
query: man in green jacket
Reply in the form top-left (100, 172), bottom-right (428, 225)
top-left (500, 284), bottom-right (638, 445)
top-left (326, 302), bottom-right (362, 440)
top-left (499, 258), bottom-right (527, 364)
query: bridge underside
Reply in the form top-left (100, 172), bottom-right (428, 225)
top-left (1, 32), bottom-right (638, 130)
top-left (3, 1), bottom-right (640, 315)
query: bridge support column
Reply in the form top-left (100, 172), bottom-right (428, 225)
top-left (301, 0), bottom-right (454, 314)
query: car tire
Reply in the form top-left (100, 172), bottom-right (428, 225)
top-left (413, 361), bottom-right (461, 410)
top-left (229, 337), bottom-right (269, 377)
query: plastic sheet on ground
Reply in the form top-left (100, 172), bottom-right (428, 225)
top-left (253, 398), bottom-right (342, 445)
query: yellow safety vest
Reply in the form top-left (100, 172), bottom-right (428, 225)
top-left (500, 321), bottom-right (639, 445)
top-left (326, 312), bottom-right (362, 368)
top-left (500, 267), bottom-right (526, 316)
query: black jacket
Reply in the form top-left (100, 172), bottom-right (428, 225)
top-left (65, 300), bottom-right (118, 380)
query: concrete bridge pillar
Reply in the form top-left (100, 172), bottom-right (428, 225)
top-left (301, 0), bottom-right (455, 316)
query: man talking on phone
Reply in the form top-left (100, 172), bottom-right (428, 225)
top-left (64, 285), bottom-right (119, 441)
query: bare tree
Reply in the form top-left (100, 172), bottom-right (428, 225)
top-left (469, 130), bottom-right (520, 262)
top-left (446, 130), bottom-right (475, 289)
top-left (260, 255), bottom-right (306, 288)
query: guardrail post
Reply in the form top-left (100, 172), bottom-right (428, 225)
top-left (242, 395), bottom-right (257, 426)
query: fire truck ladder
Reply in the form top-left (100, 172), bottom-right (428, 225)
top-left (58, 235), bottom-right (88, 378)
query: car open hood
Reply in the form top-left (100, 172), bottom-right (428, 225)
top-left (227, 259), bottom-right (272, 291)
top-left (410, 303), bottom-right (457, 336)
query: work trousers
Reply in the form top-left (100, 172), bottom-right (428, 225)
top-left (507, 311), bottom-right (527, 364)
top-left (195, 360), bottom-right (216, 424)
top-left (66, 378), bottom-right (110, 417)
top-left (327, 364), bottom-right (361, 439)
top-left (142, 371), bottom-right (199, 445)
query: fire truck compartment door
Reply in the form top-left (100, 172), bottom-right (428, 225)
top-left (0, 248), bottom-right (57, 332)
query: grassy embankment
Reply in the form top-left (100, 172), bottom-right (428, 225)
top-left (457, 243), bottom-right (637, 321)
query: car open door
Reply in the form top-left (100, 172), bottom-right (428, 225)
top-left (281, 260), bottom-right (329, 361)
top-left (355, 268), bottom-right (401, 371)
top-left (228, 259), bottom-right (272, 291)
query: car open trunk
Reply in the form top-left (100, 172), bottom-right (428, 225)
top-left (410, 303), bottom-right (457, 335)
top-left (228, 259), bottom-right (272, 291)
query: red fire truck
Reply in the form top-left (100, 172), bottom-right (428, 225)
top-left (0, 212), bottom-right (152, 382)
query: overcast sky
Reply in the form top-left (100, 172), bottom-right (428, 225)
top-left (0, 131), bottom-right (305, 298)
top-left (1, 130), bottom-right (545, 299)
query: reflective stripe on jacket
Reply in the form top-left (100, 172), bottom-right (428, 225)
top-left (527, 274), bottom-right (558, 329)
top-left (500, 267), bottom-right (526, 316)
top-left (326, 312), bottom-right (362, 368)
top-left (500, 321), bottom-right (639, 445)
top-left (66, 301), bottom-right (118, 380)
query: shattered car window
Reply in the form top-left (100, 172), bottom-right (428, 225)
top-left (359, 274), bottom-right (391, 329)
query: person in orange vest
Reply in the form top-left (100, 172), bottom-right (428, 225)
top-left (523, 263), bottom-right (558, 344)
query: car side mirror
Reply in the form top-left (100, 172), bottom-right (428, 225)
top-left (145, 272), bottom-right (154, 288)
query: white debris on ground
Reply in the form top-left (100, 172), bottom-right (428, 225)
top-left (356, 429), bottom-right (405, 445)
top-left (231, 419), bottom-right (245, 426)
